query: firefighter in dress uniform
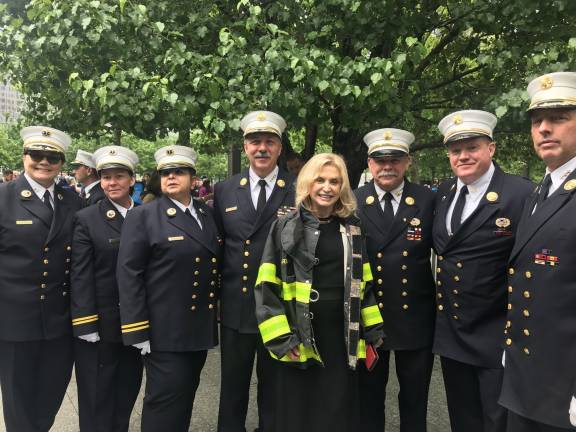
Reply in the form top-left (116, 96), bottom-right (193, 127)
top-left (71, 145), bottom-right (143, 432)
top-left (71, 149), bottom-right (105, 205)
top-left (499, 72), bottom-right (576, 432)
top-left (0, 126), bottom-right (83, 432)
top-left (117, 145), bottom-right (220, 432)
top-left (356, 128), bottom-right (436, 432)
top-left (214, 111), bottom-right (295, 432)
top-left (432, 111), bottom-right (533, 432)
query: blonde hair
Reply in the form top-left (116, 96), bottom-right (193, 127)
top-left (296, 153), bottom-right (356, 218)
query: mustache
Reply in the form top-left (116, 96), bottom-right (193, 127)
top-left (376, 171), bottom-right (397, 178)
top-left (255, 152), bottom-right (271, 159)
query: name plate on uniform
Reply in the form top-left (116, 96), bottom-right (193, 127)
top-left (225, 206), bottom-right (237, 213)
top-left (168, 236), bottom-right (185, 241)
top-left (108, 238), bottom-right (121, 245)
top-left (16, 220), bottom-right (33, 225)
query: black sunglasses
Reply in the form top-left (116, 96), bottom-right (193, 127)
top-left (25, 150), bottom-right (64, 164)
top-left (159, 168), bottom-right (189, 177)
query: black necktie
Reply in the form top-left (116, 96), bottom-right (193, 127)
top-left (450, 185), bottom-right (468, 234)
top-left (256, 179), bottom-right (267, 213)
top-left (381, 192), bottom-right (394, 229)
top-left (184, 208), bottom-right (202, 230)
top-left (80, 186), bottom-right (86, 199)
top-left (43, 190), bottom-right (53, 213)
top-left (533, 174), bottom-right (552, 214)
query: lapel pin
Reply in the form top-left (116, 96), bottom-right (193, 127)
top-left (198, 207), bottom-right (205, 214)
top-left (563, 179), bottom-right (576, 191)
top-left (57, 193), bottom-right (63, 201)
top-left (410, 217), bottom-right (421, 226)
top-left (486, 191), bottom-right (498, 202)
top-left (276, 179), bottom-right (285, 188)
top-left (240, 178), bottom-right (248, 186)
top-left (106, 210), bottom-right (116, 219)
top-left (405, 196), bottom-right (415, 206)
top-left (21, 190), bottom-right (32, 198)
top-left (166, 208), bottom-right (177, 217)
top-left (365, 196), bottom-right (375, 205)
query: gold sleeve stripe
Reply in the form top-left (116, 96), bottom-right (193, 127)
top-left (121, 320), bottom-right (150, 329)
top-left (72, 317), bottom-right (99, 326)
top-left (121, 324), bottom-right (149, 334)
top-left (72, 314), bottom-right (98, 324)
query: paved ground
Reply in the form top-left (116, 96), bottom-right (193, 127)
top-left (0, 349), bottom-right (450, 431)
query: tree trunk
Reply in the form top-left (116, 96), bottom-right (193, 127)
top-left (113, 128), bottom-right (121, 146)
top-left (177, 127), bottom-right (190, 146)
top-left (331, 112), bottom-right (366, 188)
top-left (302, 123), bottom-right (318, 161)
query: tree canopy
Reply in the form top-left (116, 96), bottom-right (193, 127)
top-left (1, 0), bottom-right (575, 183)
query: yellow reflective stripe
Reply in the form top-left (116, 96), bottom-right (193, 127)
top-left (281, 281), bottom-right (312, 303)
top-left (269, 343), bottom-right (322, 363)
top-left (121, 320), bottom-right (149, 329)
top-left (256, 263), bottom-right (281, 286)
top-left (357, 338), bottom-right (366, 359)
top-left (361, 305), bottom-right (383, 327)
top-left (72, 314), bottom-right (98, 324)
top-left (121, 325), bottom-right (149, 334)
top-left (259, 315), bottom-right (291, 343)
top-left (363, 262), bottom-right (373, 282)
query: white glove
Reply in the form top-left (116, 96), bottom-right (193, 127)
top-left (78, 332), bottom-right (100, 343)
top-left (501, 351), bottom-right (505, 367)
top-left (569, 396), bottom-right (576, 426)
top-left (133, 340), bottom-right (151, 355)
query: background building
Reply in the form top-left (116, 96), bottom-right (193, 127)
top-left (0, 82), bottom-right (24, 124)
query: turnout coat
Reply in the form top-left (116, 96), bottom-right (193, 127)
top-left (355, 180), bottom-right (436, 351)
top-left (499, 170), bottom-right (576, 429)
top-left (117, 195), bottom-right (220, 351)
top-left (70, 198), bottom-right (136, 342)
top-left (432, 165), bottom-right (533, 368)
top-left (213, 168), bottom-right (295, 333)
top-left (254, 206), bottom-right (384, 370)
top-left (0, 175), bottom-right (83, 341)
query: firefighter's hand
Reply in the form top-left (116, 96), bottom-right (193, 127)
top-left (288, 347), bottom-right (300, 360)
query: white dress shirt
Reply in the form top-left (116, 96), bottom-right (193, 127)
top-left (109, 198), bottom-right (134, 219)
top-left (169, 197), bottom-right (202, 229)
top-left (84, 180), bottom-right (101, 197)
top-left (24, 173), bottom-right (55, 209)
top-left (373, 180), bottom-right (404, 216)
top-left (249, 166), bottom-right (279, 210)
top-left (545, 155), bottom-right (576, 197)
top-left (446, 162), bottom-right (495, 235)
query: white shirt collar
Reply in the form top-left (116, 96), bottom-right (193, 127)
top-left (373, 180), bottom-right (404, 202)
top-left (24, 172), bottom-right (55, 200)
top-left (456, 162), bottom-right (495, 195)
top-left (249, 166), bottom-right (279, 191)
top-left (109, 197), bottom-right (134, 218)
top-left (546, 156), bottom-right (576, 192)
top-left (84, 180), bottom-right (100, 196)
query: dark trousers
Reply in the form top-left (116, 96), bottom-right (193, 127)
top-left (506, 411), bottom-right (573, 432)
top-left (441, 356), bottom-right (507, 432)
top-left (74, 339), bottom-right (143, 432)
top-left (359, 348), bottom-right (434, 432)
top-left (217, 326), bottom-right (276, 432)
top-left (0, 337), bottom-right (73, 432)
top-left (141, 350), bottom-right (207, 432)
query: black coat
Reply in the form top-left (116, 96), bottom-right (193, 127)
top-left (213, 168), bottom-right (295, 333)
top-left (355, 180), bottom-right (436, 351)
top-left (499, 170), bottom-right (576, 428)
top-left (84, 182), bottom-right (105, 206)
top-left (432, 165), bottom-right (533, 368)
top-left (117, 195), bottom-right (220, 351)
top-left (71, 198), bottom-right (136, 343)
top-left (0, 175), bottom-right (83, 341)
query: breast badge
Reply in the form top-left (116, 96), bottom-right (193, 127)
top-left (486, 191), bottom-right (499, 202)
top-left (166, 208), bottom-right (177, 217)
top-left (534, 249), bottom-right (559, 267)
top-left (20, 190), bottom-right (32, 198)
top-left (240, 178), bottom-right (248, 186)
top-left (563, 179), bottom-right (576, 191)
top-left (405, 196), bottom-right (415, 206)
top-left (106, 210), bottom-right (116, 219)
top-left (494, 217), bottom-right (512, 236)
top-left (366, 196), bottom-right (375, 205)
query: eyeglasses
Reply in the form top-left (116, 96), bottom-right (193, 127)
top-left (25, 150), bottom-right (64, 164)
top-left (159, 168), bottom-right (189, 177)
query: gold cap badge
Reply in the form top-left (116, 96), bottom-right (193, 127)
top-left (21, 190), bottom-right (32, 198)
top-left (486, 191), bottom-right (499, 202)
top-left (410, 217), bottom-right (421, 226)
top-left (564, 179), bottom-right (576, 191)
top-left (166, 208), bottom-right (177, 216)
top-left (166, 149), bottom-right (174, 155)
top-left (495, 217), bottom-right (511, 228)
top-left (108, 149), bottom-right (116, 155)
top-left (540, 76), bottom-right (553, 90)
top-left (383, 131), bottom-right (392, 140)
top-left (106, 210), bottom-right (116, 219)
top-left (366, 196), bottom-right (375, 205)
top-left (256, 112), bottom-right (266, 121)
top-left (41, 129), bottom-right (51, 137)
top-left (405, 196), bottom-right (415, 206)
top-left (240, 177), bottom-right (248, 186)
top-left (453, 115), bottom-right (463, 125)
top-left (276, 179), bottom-right (285, 188)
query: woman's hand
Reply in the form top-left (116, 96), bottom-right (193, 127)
top-left (287, 346), bottom-right (300, 360)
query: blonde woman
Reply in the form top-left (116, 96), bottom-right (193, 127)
top-left (255, 153), bottom-right (384, 431)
